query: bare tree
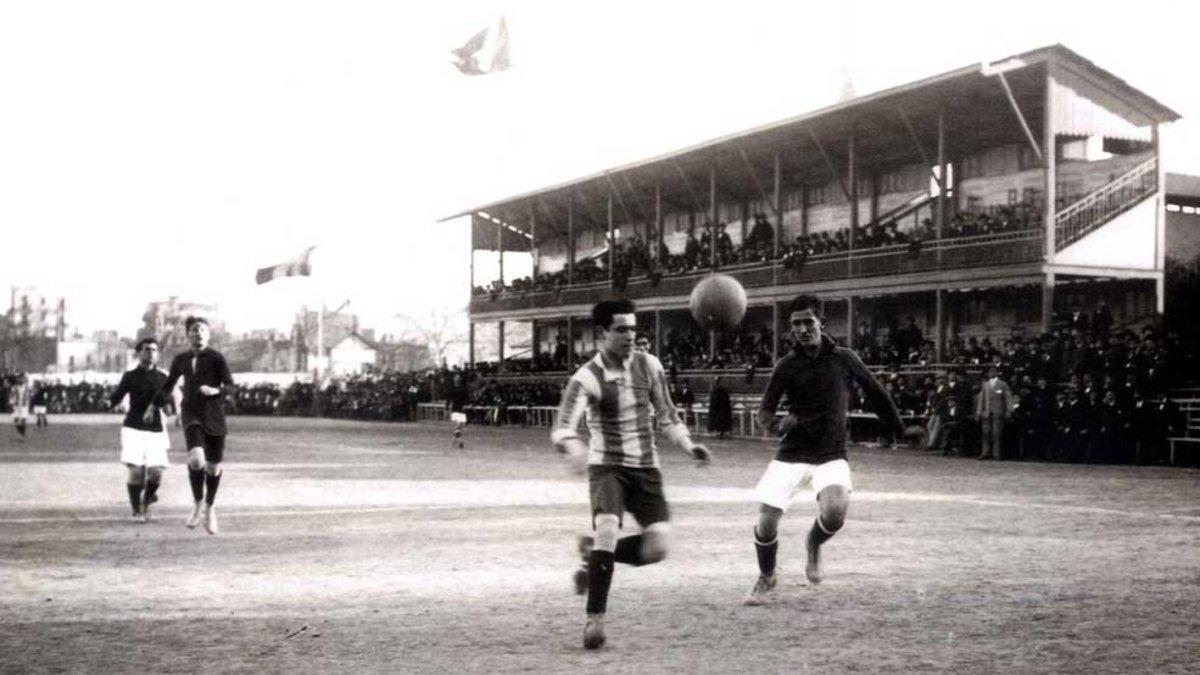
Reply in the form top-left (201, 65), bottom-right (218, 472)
top-left (393, 306), bottom-right (469, 368)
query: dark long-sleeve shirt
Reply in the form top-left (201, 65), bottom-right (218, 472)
top-left (757, 334), bottom-right (905, 463)
top-left (109, 367), bottom-right (169, 432)
top-left (155, 348), bottom-right (234, 435)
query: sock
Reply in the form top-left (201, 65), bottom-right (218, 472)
top-left (754, 527), bottom-right (778, 576)
top-left (143, 477), bottom-right (160, 505)
top-left (585, 550), bottom-right (615, 615)
top-left (809, 516), bottom-right (838, 549)
top-left (127, 484), bottom-right (142, 513)
top-left (16, 421), bottom-right (25, 437)
top-left (204, 472), bottom-right (222, 505)
top-left (613, 535), bottom-right (647, 566)
top-left (188, 468), bottom-right (205, 502)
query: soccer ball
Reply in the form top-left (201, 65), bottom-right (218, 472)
top-left (689, 274), bottom-right (747, 331)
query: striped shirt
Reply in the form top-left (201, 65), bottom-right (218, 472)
top-left (551, 351), bottom-right (689, 468)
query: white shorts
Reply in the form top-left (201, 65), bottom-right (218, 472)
top-left (450, 412), bottom-right (467, 424)
top-left (12, 410), bottom-right (26, 422)
top-left (119, 427), bottom-right (171, 468)
top-left (753, 458), bottom-right (853, 511)
top-left (32, 406), bottom-right (47, 415)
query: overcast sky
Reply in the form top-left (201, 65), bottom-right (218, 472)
top-left (2, 0), bottom-right (1197, 339)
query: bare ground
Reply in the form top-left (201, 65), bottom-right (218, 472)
top-left (1, 416), bottom-right (1198, 674)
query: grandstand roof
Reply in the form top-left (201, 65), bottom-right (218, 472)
top-left (443, 44), bottom-right (1180, 230)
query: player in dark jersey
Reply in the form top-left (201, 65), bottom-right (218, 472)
top-left (30, 382), bottom-right (49, 428)
top-left (109, 338), bottom-right (171, 522)
top-left (446, 373), bottom-right (469, 448)
top-left (151, 316), bottom-right (235, 534)
top-left (744, 294), bottom-right (924, 605)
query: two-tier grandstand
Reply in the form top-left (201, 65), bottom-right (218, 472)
top-left (446, 44), bottom-right (1182, 380)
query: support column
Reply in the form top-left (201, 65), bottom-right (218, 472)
top-left (498, 320), bottom-right (505, 362)
top-left (934, 288), bottom-right (944, 363)
top-left (567, 201), bottom-right (575, 285)
top-left (846, 296), bottom-right (856, 349)
top-left (773, 153), bottom-right (782, 258)
top-left (497, 218), bottom-right (505, 287)
top-left (1044, 64), bottom-right (1057, 261)
top-left (530, 206), bottom-right (538, 282)
top-left (936, 108), bottom-right (946, 266)
top-left (655, 184), bottom-right (663, 264)
top-left (709, 162), bottom-right (718, 268)
top-left (1041, 273), bottom-right (1055, 334)
top-left (869, 173), bottom-right (879, 225)
top-left (531, 319), bottom-right (540, 360)
top-left (848, 133), bottom-right (857, 251)
top-left (1153, 122), bottom-right (1166, 311)
top-left (566, 316), bottom-right (574, 367)
top-left (654, 309), bottom-right (662, 355)
top-left (801, 184), bottom-right (809, 237)
top-left (468, 322), bottom-right (476, 365)
top-left (772, 302), bottom-right (780, 362)
top-left (607, 195), bottom-right (614, 283)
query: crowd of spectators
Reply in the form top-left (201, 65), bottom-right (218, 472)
top-left (2, 372), bottom-right (116, 414)
top-left (476, 202), bottom-right (1045, 297)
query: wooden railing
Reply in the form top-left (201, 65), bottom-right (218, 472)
top-left (470, 230), bottom-right (1044, 314)
top-left (1055, 156), bottom-right (1158, 251)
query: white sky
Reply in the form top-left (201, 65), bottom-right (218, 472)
top-left (2, 0), bottom-right (1198, 338)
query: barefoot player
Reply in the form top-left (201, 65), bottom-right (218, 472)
top-left (151, 316), bottom-right (235, 534)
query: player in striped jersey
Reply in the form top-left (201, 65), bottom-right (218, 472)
top-left (552, 299), bottom-right (712, 650)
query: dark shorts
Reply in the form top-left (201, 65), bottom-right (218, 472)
top-left (588, 464), bottom-right (669, 529)
top-left (184, 424), bottom-right (226, 464)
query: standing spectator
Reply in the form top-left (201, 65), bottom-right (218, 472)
top-left (707, 376), bottom-right (732, 439)
top-left (975, 365), bottom-right (1013, 460)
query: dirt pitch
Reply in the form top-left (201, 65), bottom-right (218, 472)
top-left (2, 416), bottom-right (1198, 674)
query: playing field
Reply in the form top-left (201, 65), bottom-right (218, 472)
top-left (2, 416), bottom-right (1198, 674)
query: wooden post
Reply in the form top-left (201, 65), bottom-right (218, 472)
top-left (848, 133), bottom-right (857, 251)
top-left (709, 162), bottom-right (718, 268)
top-left (772, 302), bottom-right (780, 362)
top-left (844, 296), bottom-right (854, 349)
top-left (1044, 63), bottom-right (1057, 261)
top-left (498, 320), bottom-right (505, 362)
top-left (1041, 273), bottom-right (1055, 333)
top-left (773, 152), bottom-right (782, 258)
top-left (654, 309), bottom-right (662, 355)
top-left (607, 194), bottom-right (614, 283)
top-left (935, 288), bottom-right (944, 363)
top-left (468, 322), bottom-right (475, 365)
top-left (497, 218), bottom-right (505, 286)
top-left (530, 206), bottom-right (538, 282)
top-left (655, 184), bottom-right (663, 264)
top-left (567, 201), bottom-right (575, 285)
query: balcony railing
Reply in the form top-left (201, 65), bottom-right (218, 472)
top-left (1055, 156), bottom-right (1158, 251)
top-left (470, 229), bottom-right (1045, 314)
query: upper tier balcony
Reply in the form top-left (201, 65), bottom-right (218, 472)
top-left (469, 229), bottom-right (1045, 316)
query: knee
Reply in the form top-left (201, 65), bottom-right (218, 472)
top-left (146, 467), bottom-right (163, 482)
top-left (642, 524), bottom-right (669, 564)
top-left (187, 447), bottom-right (206, 471)
top-left (593, 513), bottom-right (620, 552)
top-left (204, 463), bottom-right (221, 477)
top-left (756, 506), bottom-right (783, 540)
top-left (819, 509), bottom-right (846, 533)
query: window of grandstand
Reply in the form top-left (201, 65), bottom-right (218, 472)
top-left (1008, 189), bottom-right (1019, 205)
top-left (1166, 204), bottom-right (1180, 212)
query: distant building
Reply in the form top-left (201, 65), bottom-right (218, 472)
top-left (329, 333), bottom-right (378, 376)
top-left (139, 297), bottom-right (227, 362)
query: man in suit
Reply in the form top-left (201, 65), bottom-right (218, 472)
top-left (975, 365), bottom-right (1013, 460)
